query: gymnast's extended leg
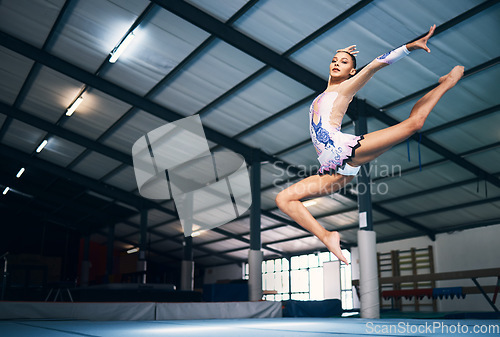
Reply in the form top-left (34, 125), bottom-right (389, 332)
top-left (349, 65), bottom-right (464, 166)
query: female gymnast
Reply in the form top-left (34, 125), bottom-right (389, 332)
top-left (275, 25), bottom-right (464, 265)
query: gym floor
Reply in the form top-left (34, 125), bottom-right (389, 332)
top-left (1, 317), bottom-right (499, 337)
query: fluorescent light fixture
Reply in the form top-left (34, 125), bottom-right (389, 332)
top-left (16, 168), bottom-right (25, 178)
top-left (36, 140), bottom-right (48, 153)
top-left (2, 187), bottom-right (9, 195)
top-left (191, 231), bottom-right (201, 237)
top-left (109, 31), bottom-right (135, 63)
top-left (66, 96), bottom-right (84, 116)
top-left (127, 247), bottom-right (139, 254)
top-left (302, 200), bottom-right (317, 207)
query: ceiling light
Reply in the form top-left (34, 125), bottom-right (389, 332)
top-left (127, 247), bottom-right (139, 254)
top-left (302, 200), bottom-right (317, 207)
top-left (192, 231), bottom-right (201, 237)
top-left (66, 96), bottom-right (84, 116)
top-left (2, 187), bottom-right (9, 195)
top-left (109, 31), bottom-right (135, 63)
top-left (16, 168), bottom-right (25, 178)
top-left (36, 140), bottom-right (48, 153)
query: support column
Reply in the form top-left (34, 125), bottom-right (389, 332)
top-left (248, 150), bottom-right (262, 301)
top-left (286, 255), bottom-right (292, 300)
top-left (80, 234), bottom-right (90, 287)
top-left (106, 224), bottom-right (115, 283)
top-left (138, 208), bottom-right (148, 284)
top-left (355, 101), bottom-right (379, 318)
top-left (181, 236), bottom-right (194, 291)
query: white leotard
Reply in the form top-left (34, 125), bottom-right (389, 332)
top-left (309, 91), bottom-right (363, 174)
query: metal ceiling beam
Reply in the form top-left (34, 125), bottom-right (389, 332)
top-left (152, 0), bottom-right (373, 120)
top-left (404, 196), bottom-right (500, 219)
top-left (96, 0), bottom-right (260, 147)
top-left (116, 220), bottom-right (243, 264)
top-left (126, 215), bottom-right (287, 256)
top-left (419, 0), bottom-right (500, 38)
top-left (152, 0), bottom-right (324, 91)
top-left (369, 107), bottom-right (500, 189)
top-left (154, 0), bottom-right (497, 134)
top-left (422, 104), bottom-right (500, 136)
top-left (74, 1), bottom-right (259, 231)
top-left (0, 0), bottom-right (76, 142)
top-left (264, 181), bottom-right (436, 238)
top-left (381, 56), bottom-right (500, 111)
top-left (211, 227), bottom-right (285, 255)
top-left (0, 170), bottom-right (136, 233)
top-left (0, 31), bottom-right (296, 173)
top-left (95, 229), bottom-right (183, 263)
top-left (0, 144), bottom-right (175, 216)
top-left (112, 213), bottom-right (256, 264)
top-left (0, 102), bottom-right (132, 164)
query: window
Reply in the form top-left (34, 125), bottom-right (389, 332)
top-left (244, 250), bottom-right (353, 309)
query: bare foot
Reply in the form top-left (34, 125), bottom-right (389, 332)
top-left (439, 65), bottom-right (464, 88)
top-left (323, 231), bottom-right (349, 265)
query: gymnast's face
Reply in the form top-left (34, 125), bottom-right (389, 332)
top-left (330, 52), bottom-right (356, 80)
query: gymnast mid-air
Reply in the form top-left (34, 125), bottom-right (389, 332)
top-left (275, 25), bottom-right (464, 265)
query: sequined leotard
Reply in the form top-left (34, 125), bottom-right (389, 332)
top-left (309, 91), bottom-right (363, 174)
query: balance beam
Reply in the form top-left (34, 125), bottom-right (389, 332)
top-left (352, 268), bottom-right (500, 312)
top-left (352, 268), bottom-right (500, 286)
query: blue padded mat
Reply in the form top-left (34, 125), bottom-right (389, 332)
top-left (1, 318), bottom-right (499, 337)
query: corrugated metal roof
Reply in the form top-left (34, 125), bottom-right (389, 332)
top-left (0, 0), bottom-right (498, 266)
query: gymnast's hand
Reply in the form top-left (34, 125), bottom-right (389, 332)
top-left (336, 45), bottom-right (359, 56)
top-left (407, 24), bottom-right (436, 53)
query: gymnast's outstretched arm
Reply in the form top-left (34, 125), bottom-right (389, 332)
top-left (338, 25), bottom-right (436, 98)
